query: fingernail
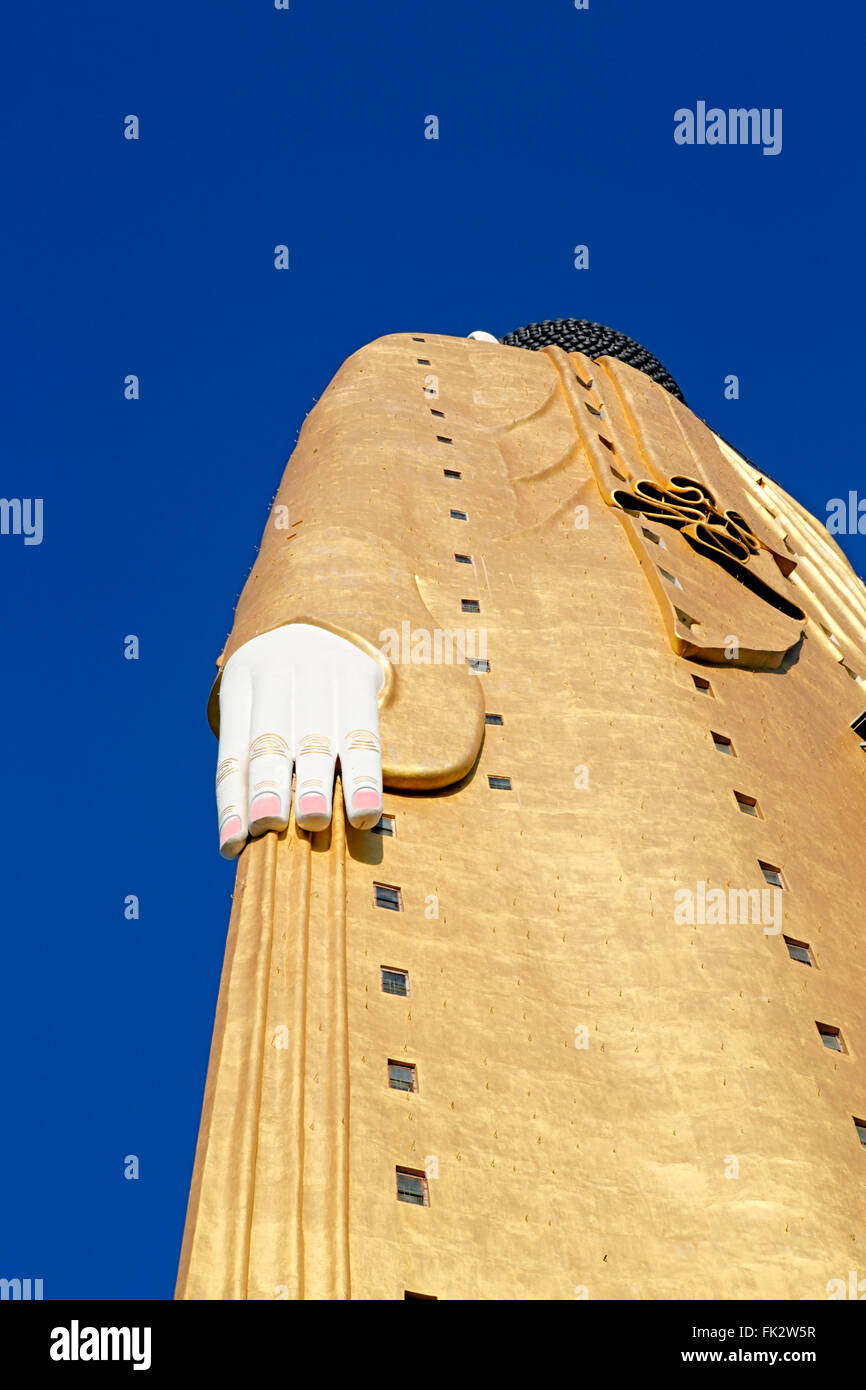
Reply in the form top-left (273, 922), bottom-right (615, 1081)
top-left (352, 790), bottom-right (381, 813)
top-left (298, 793), bottom-right (328, 816)
top-left (219, 815), bottom-right (242, 849)
top-left (250, 793), bottom-right (282, 822)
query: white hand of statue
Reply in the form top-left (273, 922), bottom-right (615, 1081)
top-left (215, 623), bottom-right (385, 859)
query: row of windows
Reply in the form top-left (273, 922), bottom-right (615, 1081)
top-left (705, 706), bottom-right (774, 840)
top-left (415, 352), bottom-right (470, 555)
top-left (688, 660), bottom-right (866, 1132)
top-left (414, 371), bottom-right (489, 687)
top-left (642, 530), bottom-right (703, 628)
top-left (697, 693), bottom-right (786, 881)
top-left (371, 380), bottom-right (434, 1221)
top-left (369, 446), bottom-right (433, 1221)
top-left (424, 380), bottom-right (507, 761)
top-left (415, 328), bottom-right (455, 802)
top-left (641, 526), bottom-right (689, 613)
top-left (693, 678), bottom-right (784, 882)
top-left (415, 352), bottom-right (522, 840)
top-left (409, 366), bottom-right (495, 671)
top-left (381, 963), bottom-right (424, 1214)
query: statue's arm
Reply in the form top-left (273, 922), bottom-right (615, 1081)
top-left (210, 336), bottom-right (485, 856)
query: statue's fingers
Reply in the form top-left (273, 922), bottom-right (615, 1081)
top-left (293, 661), bottom-right (337, 832)
top-left (338, 681), bottom-right (383, 830)
top-left (247, 671), bottom-right (292, 837)
top-left (216, 661), bottom-right (252, 859)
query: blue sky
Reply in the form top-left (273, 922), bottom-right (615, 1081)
top-left (1, 1), bottom-right (864, 1299)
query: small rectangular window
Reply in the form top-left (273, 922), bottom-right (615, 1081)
top-left (733, 790), bottom-right (761, 817)
top-left (468, 658), bottom-right (489, 673)
top-left (412, 337), bottom-right (426, 342)
top-left (443, 469), bottom-right (462, 479)
top-left (711, 731), bottom-right (734, 755)
top-left (854, 1118), bottom-right (866, 1147)
top-left (450, 509), bottom-right (468, 521)
top-left (759, 860), bottom-right (785, 889)
top-left (784, 936), bottom-right (814, 967)
top-left (642, 526), bottom-right (667, 548)
top-left (381, 967), bottom-right (409, 996)
top-left (416, 357), bottom-right (431, 365)
top-left (372, 814), bottom-right (395, 837)
top-left (692, 675), bottom-right (712, 695)
top-left (388, 1060), bottom-right (417, 1092)
top-left (851, 710), bottom-right (866, 738)
top-left (454, 552), bottom-right (472, 564)
top-left (436, 435), bottom-right (453, 444)
top-left (488, 775), bottom-right (511, 789)
top-left (396, 1167), bottom-right (429, 1206)
top-left (675, 607), bottom-right (700, 631)
top-left (374, 883), bottom-right (402, 912)
top-left (485, 714), bottom-right (503, 725)
top-left (461, 599), bottom-right (480, 613)
top-left (404, 1290), bottom-right (438, 1300)
top-left (658, 566), bottom-right (682, 589)
top-left (817, 1022), bottom-right (847, 1053)
top-left (430, 409), bottom-right (445, 418)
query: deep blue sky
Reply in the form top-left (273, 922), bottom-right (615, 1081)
top-left (1, 2), bottom-right (864, 1300)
